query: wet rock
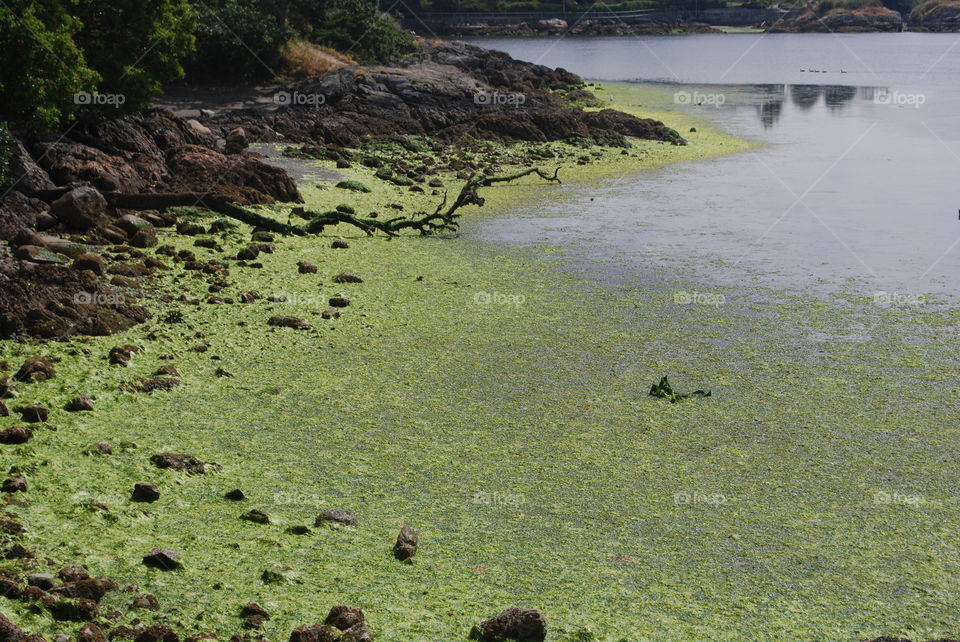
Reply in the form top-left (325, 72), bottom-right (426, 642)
top-left (236, 245), bottom-right (260, 261)
top-left (268, 316), bottom-right (311, 330)
top-left (59, 565), bottom-right (91, 582)
top-left (239, 291), bottom-right (260, 304)
top-left (324, 605), bottom-right (365, 631)
top-left (27, 573), bottom-right (56, 590)
top-left (50, 578), bottom-right (117, 602)
top-left (393, 525), bottom-right (418, 561)
top-left (177, 222), bottom-right (206, 236)
top-left (150, 453), bottom-right (206, 474)
top-left (14, 356), bottom-right (56, 382)
top-left (2, 475), bottom-right (27, 493)
top-left (142, 548), bottom-right (182, 571)
top-left (242, 509), bottom-right (270, 524)
top-left (50, 187), bottom-right (108, 231)
top-left (328, 297), bottom-right (350, 308)
top-left (315, 509), bottom-right (357, 527)
top-left (331, 239), bottom-right (349, 249)
top-left (109, 625), bottom-right (143, 640)
top-left (49, 597), bottom-right (100, 621)
top-left (78, 623), bottom-right (108, 642)
top-left (74, 253), bottom-right (106, 275)
top-left (252, 230), bottom-right (274, 242)
top-left (341, 625), bottom-right (373, 642)
top-left (242, 603), bottom-right (270, 629)
top-left (67, 394), bottom-right (95, 411)
top-left (333, 273), bottom-right (362, 284)
top-left (132, 482), bottom-right (161, 502)
top-left (15, 244), bottom-right (66, 264)
top-left (130, 227), bottom-right (158, 249)
top-left (134, 625), bottom-right (179, 642)
top-left (225, 488), bottom-right (246, 501)
top-left (0, 426), bottom-right (32, 444)
top-left (155, 365), bottom-right (180, 377)
top-left (470, 608), bottom-right (546, 642)
top-left (288, 624), bottom-right (342, 642)
top-left (136, 377), bottom-right (180, 393)
top-left (109, 345), bottom-right (138, 365)
top-left (225, 127), bottom-right (248, 155)
top-left (19, 403), bottom-right (49, 423)
top-left (131, 593), bottom-right (160, 611)
top-left (297, 261), bottom-right (318, 274)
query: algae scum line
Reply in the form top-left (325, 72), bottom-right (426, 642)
top-left (2, 45), bottom-right (960, 642)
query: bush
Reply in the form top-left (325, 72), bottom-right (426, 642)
top-left (311, 0), bottom-right (419, 62)
top-left (187, 0), bottom-right (288, 80)
top-left (0, 122), bottom-right (14, 192)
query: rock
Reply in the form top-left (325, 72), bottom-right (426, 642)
top-left (289, 624), bottom-right (342, 642)
top-left (333, 272), bottom-right (362, 284)
top-left (132, 482), bottom-right (161, 502)
top-left (2, 475), bottom-right (27, 493)
top-left (689, 127), bottom-right (697, 133)
top-left (130, 227), bottom-right (158, 249)
top-left (0, 400), bottom-right (7, 417)
top-left (14, 356), bottom-right (56, 382)
top-left (8, 139), bottom-right (55, 193)
top-left (67, 394), bottom-right (95, 411)
top-left (0, 573), bottom-right (22, 599)
top-left (321, 308), bottom-right (340, 320)
top-left (236, 245), bottom-right (260, 261)
top-left (224, 488), bottom-right (246, 500)
top-left (268, 316), bottom-right (311, 330)
top-left (242, 509), bottom-right (270, 524)
top-left (155, 365), bottom-right (180, 377)
top-left (242, 602), bottom-right (270, 629)
top-left (4, 543), bottom-right (34, 559)
top-left (74, 253), bottom-right (106, 275)
top-left (49, 577), bottom-right (117, 602)
top-left (297, 261), bottom-right (318, 274)
top-left (109, 344), bottom-right (138, 365)
top-left (77, 623), bottom-right (108, 642)
top-left (131, 593), bottom-right (160, 611)
top-left (19, 403), bottom-right (49, 423)
top-left (27, 573), bottom-right (56, 590)
top-left (470, 608), bottom-right (547, 642)
top-left (137, 377), bottom-right (180, 393)
top-left (315, 509), bottom-right (357, 527)
top-left (59, 565), bottom-right (91, 582)
top-left (142, 548), bottom-right (182, 570)
top-left (324, 605), bottom-right (365, 631)
top-left (50, 187), bottom-right (108, 231)
top-left (225, 127), bottom-right (248, 155)
top-left (150, 453), bottom-right (206, 474)
top-left (0, 378), bottom-right (16, 397)
top-left (768, 6), bottom-right (903, 32)
top-left (49, 597), bottom-right (100, 622)
top-left (252, 230), bottom-right (275, 242)
top-left (331, 239), bottom-right (349, 249)
top-left (134, 625), bottom-right (179, 642)
top-left (0, 426), bottom-right (32, 444)
top-left (328, 297), bottom-right (350, 308)
top-left (16, 244), bottom-right (66, 264)
top-left (911, 0), bottom-right (960, 30)
top-left (393, 525), bottom-right (418, 561)
top-left (341, 624), bottom-right (373, 642)
top-left (239, 291), bottom-right (260, 303)
top-left (177, 221), bottom-right (206, 236)
top-left (89, 442), bottom-right (113, 455)
top-left (535, 17), bottom-right (567, 31)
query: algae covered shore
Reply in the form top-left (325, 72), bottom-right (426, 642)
top-left (3, 82), bottom-right (960, 642)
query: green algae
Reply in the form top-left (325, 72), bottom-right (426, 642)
top-left (2, 85), bottom-right (959, 642)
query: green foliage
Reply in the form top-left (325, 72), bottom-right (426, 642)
top-left (816, 0), bottom-right (881, 13)
top-left (649, 375), bottom-right (711, 403)
top-left (311, 0), bottom-right (418, 62)
top-left (0, 122), bottom-right (15, 192)
top-left (72, 0), bottom-right (197, 111)
top-left (0, 0), bottom-right (97, 132)
top-left (188, 0), bottom-right (289, 80)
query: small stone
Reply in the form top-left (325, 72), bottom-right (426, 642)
top-left (328, 297), bottom-right (350, 308)
top-left (74, 253), bottom-right (106, 275)
top-left (243, 602), bottom-right (270, 629)
top-left (155, 365), bottom-right (180, 377)
top-left (297, 261), bottom-right (318, 274)
top-left (394, 525), bottom-right (418, 561)
top-left (0, 400), bottom-right (6, 416)
top-left (289, 624), bottom-right (342, 642)
top-left (131, 593), bottom-right (160, 611)
top-left (142, 548), bottom-right (181, 571)
top-left (77, 623), bottom-right (107, 642)
top-left (324, 605), bottom-right (365, 631)
top-left (59, 565), bottom-right (91, 582)
top-left (0, 426), bottom-right (31, 444)
top-left (150, 453), bottom-right (205, 474)
top-left (315, 509), bottom-right (357, 527)
top-left (2, 475), bottom-right (27, 493)
top-left (268, 316), bottom-right (311, 330)
top-left (332, 272), bottom-right (362, 284)
top-left (331, 239), bottom-right (349, 249)
top-left (225, 127), bottom-right (248, 155)
top-left (27, 573), bottom-right (56, 590)
top-left (66, 394), bottom-right (95, 411)
top-left (132, 482), bottom-right (161, 503)
top-left (242, 509), bottom-right (270, 524)
top-left (90, 442), bottom-right (113, 455)
top-left (14, 356), bottom-right (56, 382)
top-left (470, 608), bottom-right (547, 642)
top-left (321, 308), bottom-right (340, 320)
top-left (49, 597), bottom-right (99, 622)
top-left (135, 624), bottom-right (179, 642)
top-left (19, 403), bottom-right (48, 423)
top-left (224, 488), bottom-right (245, 501)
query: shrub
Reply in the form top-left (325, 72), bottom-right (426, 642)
top-left (0, 122), bottom-right (14, 192)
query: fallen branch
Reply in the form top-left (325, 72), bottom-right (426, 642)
top-left (307, 166), bottom-right (562, 236)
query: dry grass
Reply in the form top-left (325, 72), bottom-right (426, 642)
top-left (281, 40), bottom-right (354, 80)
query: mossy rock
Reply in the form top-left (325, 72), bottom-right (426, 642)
top-left (335, 180), bottom-right (371, 193)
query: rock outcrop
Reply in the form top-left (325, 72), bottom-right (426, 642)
top-left (767, 5), bottom-right (904, 31)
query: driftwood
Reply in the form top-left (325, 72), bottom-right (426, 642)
top-left (28, 167), bottom-right (561, 238)
top-left (306, 167), bottom-right (562, 236)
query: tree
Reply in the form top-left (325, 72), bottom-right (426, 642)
top-left (72, 0), bottom-right (198, 111)
top-left (187, 0), bottom-right (290, 80)
top-left (0, 0), bottom-right (97, 132)
top-left (311, 0), bottom-right (417, 62)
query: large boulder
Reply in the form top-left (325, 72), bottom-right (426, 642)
top-left (49, 187), bottom-right (108, 230)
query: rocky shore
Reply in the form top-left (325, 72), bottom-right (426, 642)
top-left (766, 5), bottom-right (905, 32)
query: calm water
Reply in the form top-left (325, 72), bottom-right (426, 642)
top-left (468, 34), bottom-right (960, 297)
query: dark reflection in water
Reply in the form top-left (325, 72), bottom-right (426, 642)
top-left (738, 84), bottom-right (890, 129)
